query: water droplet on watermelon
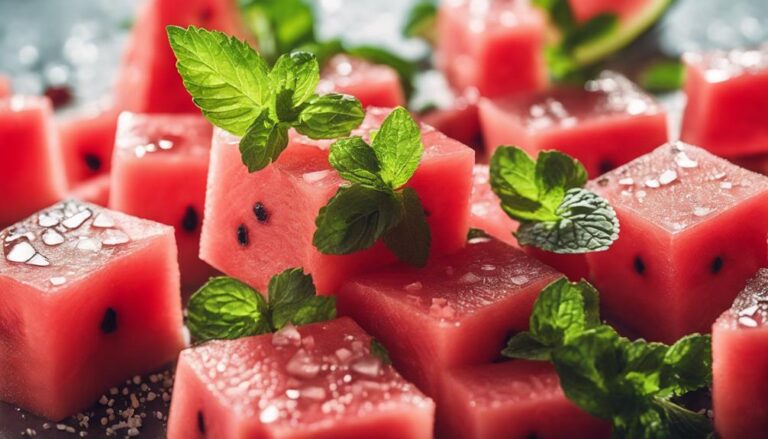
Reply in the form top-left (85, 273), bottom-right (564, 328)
top-left (272, 323), bottom-right (301, 347)
top-left (285, 388), bottom-right (300, 400)
top-left (302, 170), bottom-right (331, 184)
top-left (459, 272), bottom-right (481, 283)
top-left (259, 405), bottom-right (279, 424)
top-left (38, 212), bottom-right (61, 228)
top-left (511, 275), bottom-right (529, 285)
top-left (659, 170), bottom-right (678, 185)
top-left (26, 253), bottom-right (50, 267)
top-left (335, 348), bottom-right (353, 363)
top-left (102, 230), bottom-right (131, 246)
top-left (738, 316), bottom-right (758, 328)
top-left (635, 190), bottom-right (647, 201)
top-left (62, 209), bottom-right (92, 229)
top-left (77, 237), bottom-right (102, 252)
top-left (480, 264), bottom-right (496, 272)
top-left (92, 213), bottom-right (116, 228)
top-left (693, 207), bottom-right (713, 217)
top-left (645, 179), bottom-right (660, 189)
top-left (709, 171), bottom-right (727, 181)
top-left (351, 356), bottom-right (382, 378)
top-left (41, 229), bottom-right (65, 246)
top-left (675, 152), bottom-right (699, 169)
top-left (158, 139), bottom-right (174, 150)
top-left (6, 240), bottom-right (36, 263)
top-left (404, 281), bottom-right (423, 292)
top-left (618, 178), bottom-right (634, 186)
top-left (300, 386), bottom-right (327, 400)
top-left (740, 305), bottom-right (759, 317)
top-left (286, 349), bottom-right (320, 379)
top-left (49, 276), bottom-right (67, 286)
top-left (720, 181), bottom-right (733, 189)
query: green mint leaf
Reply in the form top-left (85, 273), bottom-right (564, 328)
top-left (328, 137), bottom-right (386, 189)
top-left (371, 339), bottom-right (392, 365)
top-left (296, 93), bottom-right (365, 139)
top-left (535, 150), bottom-right (588, 213)
top-left (313, 185), bottom-right (402, 255)
top-left (167, 25), bottom-right (271, 136)
top-left (239, 112), bottom-right (289, 172)
top-left (371, 107), bottom-right (424, 189)
top-left (187, 276), bottom-right (271, 342)
top-left (402, 1), bottom-right (437, 43)
top-left (653, 399), bottom-right (713, 439)
top-left (383, 187), bottom-right (431, 267)
top-left (267, 268), bottom-right (335, 329)
top-left (515, 188), bottom-right (619, 254)
top-left (640, 60), bottom-right (685, 92)
top-left (659, 334), bottom-right (712, 398)
top-left (239, 0), bottom-right (316, 64)
top-left (502, 332), bottom-right (552, 361)
top-left (269, 51), bottom-right (320, 109)
top-left (490, 146), bottom-right (554, 222)
top-left (566, 13), bottom-right (619, 50)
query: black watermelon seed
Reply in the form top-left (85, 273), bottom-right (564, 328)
top-left (253, 202), bottom-right (269, 224)
top-left (237, 224), bottom-right (249, 247)
top-left (100, 308), bottom-right (118, 334)
top-left (197, 411), bottom-right (206, 434)
top-left (598, 160), bottom-right (615, 174)
top-left (633, 256), bottom-right (645, 275)
top-left (84, 153), bottom-right (102, 172)
top-left (181, 206), bottom-right (199, 232)
top-left (711, 256), bottom-right (724, 274)
top-left (44, 85), bottom-right (73, 108)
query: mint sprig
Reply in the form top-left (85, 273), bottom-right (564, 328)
top-left (167, 26), bottom-right (364, 172)
top-left (503, 279), bottom-right (714, 438)
top-left (402, 0), bottom-right (438, 44)
top-left (187, 269), bottom-right (336, 342)
top-left (313, 107), bottom-right (432, 267)
top-left (489, 146), bottom-right (619, 253)
top-left (639, 60), bottom-right (685, 93)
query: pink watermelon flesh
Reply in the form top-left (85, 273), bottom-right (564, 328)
top-left (0, 96), bottom-right (66, 228)
top-left (114, 0), bottom-right (251, 113)
top-left (200, 107), bottom-right (475, 294)
top-left (713, 268), bottom-right (768, 439)
top-left (568, 0), bottom-right (652, 23)
top-left (167, 317), bottom-right (435, 439)
top-left (436, 0), bottom-right (548, 98)
top-left (587, 141), bottom-right (768, 343)
top-left (480, 71), bottom-right (668, 177)
top-left (681, 48), bottom-right (768, 157)
top-left (0, 199), bottom-right (185, 420)
top-left (440, 361), bottom-right (611, 439)
top-left (0, 76), bottom-right (10, 97)
top-left (67, 174), bottom-right (111, 207)
top-left (57, 105), bottom-right (119, 186)
top-left (337, 237), bottom-right (562, 398)
top-left (109, 112), bottom-right (217, 290)
top-left (317, 55), bottom-right (405, 109)
top-left (419, 89), bottom-right (482, 150)
top-left (469, 165), bottom-right (590, 280)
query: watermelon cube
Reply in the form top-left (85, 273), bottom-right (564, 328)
top-left (681, 48), bottom-right (768, 157)
top-left (114, 0), bottom-right (251, 113)
top-left (440, 361), bottom-right (610, 439)
top-left (167, 317), bottom-right (435, 439)
top-left (0, 96), bottom-right (66, 228)
top-left (586, 141), bottom-right (768, 343)
top-left (200, 107), bottom-right (475, 294)
top-left (110, 112), bottom-right (217, 289)
top-left (57, 105), bottom-right (119, 186)
top-left (569, 0), bottom-right (657, 23)
top-left (67, 174), bottom-right (111, 207)
top-left (480, 71), bottom-right (668, 177)
top-left (712, 269), bottom-right (768, 439)
top-left (419, 88), bottom-right (482, 150)
top-left (0, 75), bottom-right (10, 97)
top-left (317, 55), bottom-right (405, 109)
top-left (0, 200), bottom-right (185, 420)
top-left (337, 237), bottom-right (562, 397)
top-left (436, 0), bottom-right (548, 98)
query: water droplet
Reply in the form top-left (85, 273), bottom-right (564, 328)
top-left (6, 241), bottom-right (36, 263)
top-left (710, 172), bottom-right (727, 181)
top-left (510, 275), bottom-right (529, 285)
top-left (351, 356), bottom-right (382, 378)
top-left (335, 348), bottom-right (353, 363)
top-left (459, 272), bottom-right (481, 284)
top-left (285, 349), bottom-right (320, 379)
top-left (50, 276), bottom-right (67, 286)
top-left (645, 179), bottom-right (660, 188)
top-left (62, 209), bottom-right (92, 229)
top-left (659, 170), bottom-right (678, 185)
top-left (618, 178), bottom-right (634, 186)
top-left (300, 386), bottom-right (327, 400)
top-left (404, 282), bottom-right (423, 292)
top-left (92, 213), bottom-right (115, 228)
top-left (738, 316), bottom-right (758, 328)
top-left (480, 264), bottom-right (496, 272)
top-left (158, 139), bottom-right (174, 150)
top-left (38, 213), bottom-right (60, 228)
top-left (272, 323), bottom-right (301, 347)
top-left (259, 406), bottom-right (279, 424)
top-left (77, 238), bottom-right (102, 252)
top-left (41, 229), bottom-right (65, 246)
top-left (675, 152), bottom-right (699, 169)
top-left (693, 207), bottom-right (713, 217)
top-left (27, 253), bottom-right (50, 267)
top-left (102, 230), bottom-right (131, 246)
top-left (740, 305), bottom-right (759, 317)
top-left (720, 182), bottom-right (733, 189)
top-left (285, 389), bottom-right (300, 399)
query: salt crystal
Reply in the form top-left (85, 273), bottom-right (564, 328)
top-left (27, 253), bottom-right (50, 267)
top-left (285, 349), bottom-right (320, 379)
top-left (693, 207), bottom-right (713, 217)
top-left (6, 240), bottom-right (36, 262)
top-left (404, 282), bottom-right (423, 292)
top-left (738, 316), bottom-right (759, 328)
top-left (92, 213), bottom-right (115, 228)
top-left (38, 213), bottom-right (60, 227)
top-left (459, 272), bottom-right (481, 284)
top-left (259, 406), bottom-right (280, 424)
top-left (659, 170), bottom-right (678, 185)
top-left (510, 275), bottom-right (529, 286)
top-left (272, 323), bottom-right (301, 347)
top-left (102, 230), bottom-right (131, 246)
top-left (644, 179), bottom-right (660, 188)
top-left (480, 264), bottom-right (496, 272)
top-left (62, 209), bottom-right (92, 229)
top-left (618, 178), bottom-right (634, 186)
top-left (351, 356), bottom-right (382, 378)
top-left (42, 229), bottom-right (65, 246)
top-left (740, 305), bottom-right (759, 317)
top-left (77, 238), bottom-right (102, 252)
top-left (720, 182), bottom-right (733, 189)
top-left (335, 348), bottom-right (353, 363)
top-left (49, 276), bottom-right (67, 286)
top-left (675, 152), bottom-right (699, 168)
top-left (286, 389), bottom-right (300, 399)
top-left (300, 386), bottom-right (327, 400)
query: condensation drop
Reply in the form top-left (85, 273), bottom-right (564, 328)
top-left (26, 253), bottom-right (50, 267)
top-left (92, 213), bottom-right (116, 228)
top-left (42, 229), bottom-right (65, 246)
top-left (6, 241), bottom-right (36, 263)
top-left (102, 230), bottom-right (131, 246)
top-left (50, 276), bottom-right (67, 286)
top-left (62, 209), bottom-right (92, 229)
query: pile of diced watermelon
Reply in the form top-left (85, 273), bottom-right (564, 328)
top-left (3, 0), bottom-right (768, 438)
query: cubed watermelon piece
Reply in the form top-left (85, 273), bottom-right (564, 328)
top-left (681, 48), bottom-right (768, 157)
top-left (419, 89), bottom-right (482, 150)
top-left (587, 142), bottom-right (768, 343)
top-left (57, 105), bottom-right (120, 186)
top-left (436, 0), bottom-right (548, 98)
top-left (201, 108), bottom-right (474, 294)
top-left (0, 75), bottom-right (10, 97)
top-left (110, 112), bottom-right (217, 290)
top-left (440, 361), bottom-right (610, 439)
top-left (114, 0), bottom-right (251, 113)
top-left (167, 317), bottom-right (435, 439)
top-left (480, 71), bottom-right (668, 177)
top-left (67, 174), bottom-right (111, 207)
top-left (713, 269), bottom-right (768, 439)
top-left (317, 55), bottom-right (405, 109)
top-left (0, 96), bottom-right (66, 228)
top-left (0, 200), bottom-right (185, 420)
top-left (569, 0), bottom-right (657, 23)
top-left (337, 237), bottom-right (562, 397)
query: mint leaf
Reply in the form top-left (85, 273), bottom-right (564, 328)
top-left (403, 0), bottom-right (437, 43)
top-left (329, 137), bottom-right (385, 189)
top-left (502, 332), bottom-right (551, 361)
top-left (515, 188), bottom-right (620, 253)
top-left (372, 107), bottom-right (424, 189)
top-left (490, 146), bottom-right (553, 222)
top-left (535, 150), bottom-right (588, 212)
top-left (267, 268), bottom-right (335, 329)
top-left (313, 185), bottom-right (403, 255)
top-left (659, 334), bottom-right (712, 398)
top-left (640, 60), bottom-right (685, 92)
top-left (383, 187), bottom-right (431, 267)
top-left (167, 25), bottom-right (271, 136)
top-left (296, 93), bottom-right (365, 139)
top-left (269, 51), bottom-right (320, 109)
top-left (371, 339), bottom-right (392, 365)
top-left (239, 113), bottom-right (289, 172)
top-left (187, 277), bottom-right (271, 342)
top-left (239, 0), bottom-right (316, 64)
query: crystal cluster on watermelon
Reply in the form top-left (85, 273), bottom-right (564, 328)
top-left (681, 47), bottom-right (768, 157)
top-left (317, 54), bottom-right (405, 109)
top-left (168, 318), bottom-right (435, 439)
top-left (587, 141), bottom-right (768, 343)
top-left (57, 104), bottom-right (120, 186)
top-left (0, 199), bottom-right (185, 420)
top-left (436, 0), bottom-right (548, 98)
top-left (440, 361), bottom-right (611, 439)
top-left (713, 269), bottom-right (768, 439)
top-left (200, 108), bottom-right (474, 294)
top-left (109, 112), bottom-right (217, 289)
top-left (0, 96), bottom-right (66, 228)
top-left (480, 71), bottom-right (668, 177)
